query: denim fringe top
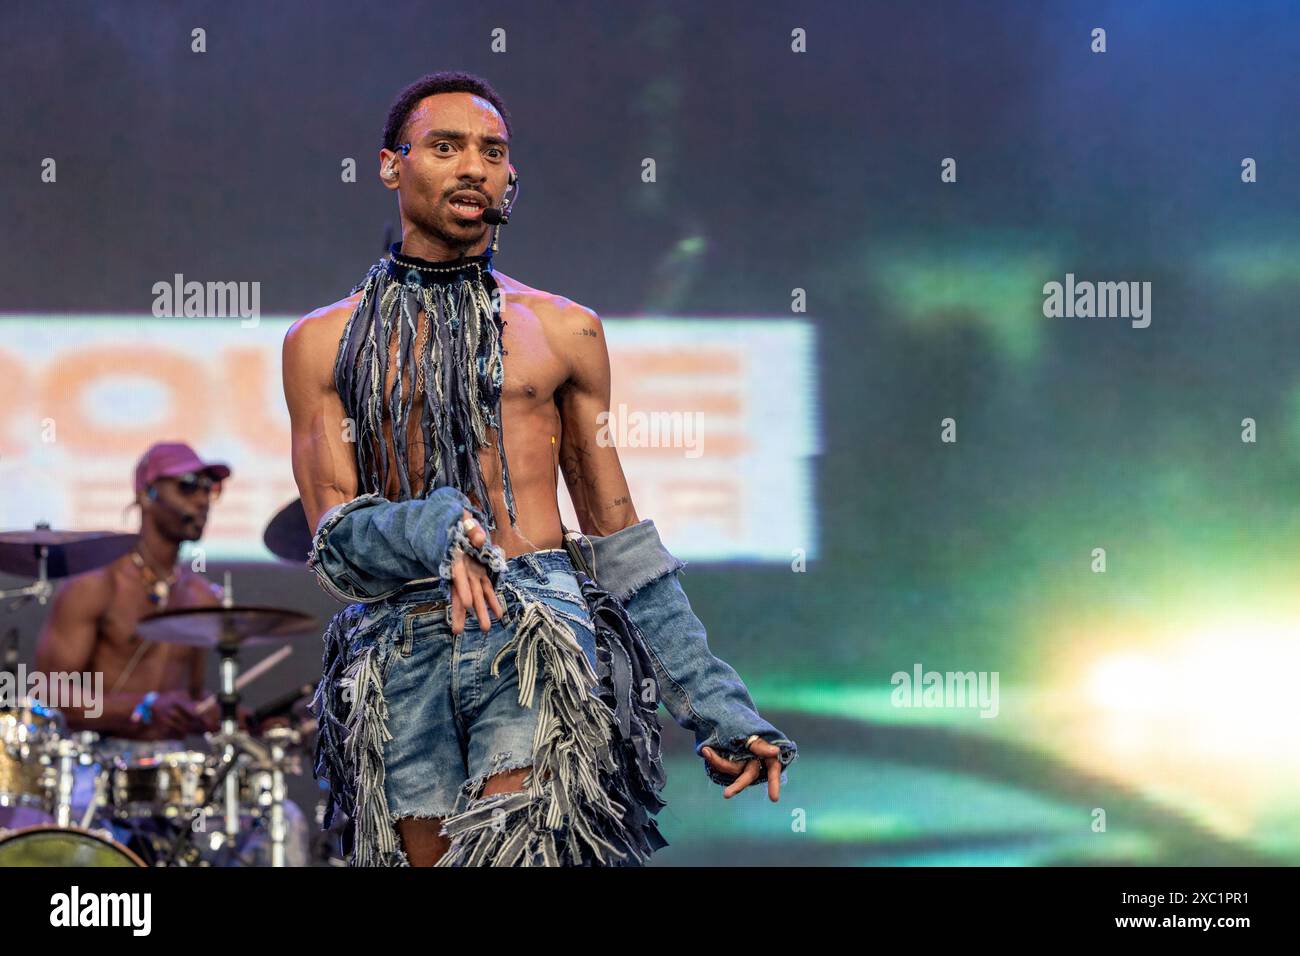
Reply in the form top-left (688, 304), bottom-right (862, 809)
top-left (332, 242), bottom-right (518, 532)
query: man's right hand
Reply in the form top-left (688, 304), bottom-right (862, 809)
top-left (448, 509), bottom-right (505, 635)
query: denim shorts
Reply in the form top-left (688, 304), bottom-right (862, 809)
top-left (359, 548), bottom-right (599, 821)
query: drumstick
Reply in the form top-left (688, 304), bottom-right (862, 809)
top-left (195, 645), bottom-right (293, 715)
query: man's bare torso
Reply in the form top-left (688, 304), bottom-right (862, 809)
top-left (83, 559), bottom-right (209, 694)
top-left (302, 271), bottom-right (590, 558)
top-left (35, 556), bottom-right (214, 738)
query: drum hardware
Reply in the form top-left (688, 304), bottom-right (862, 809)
top-left (0, 671), bottom-right (315, 864)
top-left (83, 754), bottom-right (109, 830)
top-left (92, 722), bottom-right (309, 867)
top-left (195, 644), bottom-right (294, 717)
top-left (255, 725), bottom-right (301, 867)
top-left (51, 733), bottom-right (100, 828)
top-left (153, 726), bottom-right (300, 867)
top-left (0, 524), bottom-right (143, 847)
top-left (1, 520), bottom-right (320, 865)
top-left (0, 526), bottom-right (139, 605)
top-left (203, 726), bottom-right (299, 867)
top-left (134, 588), bottom-right (315, 853)
top-left (157, 743), bottom-right (243, 866)
top-left (261, 500), bottom-right (324, 861)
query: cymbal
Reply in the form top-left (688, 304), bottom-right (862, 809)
top-left (0, 528), bottom-right (138, 578)
top-left (263, 498), bottom-right (312, 564)
top-left (134, 605), bottom-right (317, 649)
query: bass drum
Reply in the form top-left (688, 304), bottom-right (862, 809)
top-left (0, 824), bottom-right (145, 867)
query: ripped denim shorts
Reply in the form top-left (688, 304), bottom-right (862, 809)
top-left (351, 548), bottom-right (599, 822)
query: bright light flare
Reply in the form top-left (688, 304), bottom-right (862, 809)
top-left (1085, 621), bottom-right (1300, 762)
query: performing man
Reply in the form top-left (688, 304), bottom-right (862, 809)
top-left (283, 71), bottom-right (797, 866)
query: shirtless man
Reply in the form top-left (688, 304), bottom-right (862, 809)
top-left (35, 442), bottom-right (226, 741)
top-left (284, 72), bottom-right (795, 866)
top-left (35, 443), bottom-right (311, 865)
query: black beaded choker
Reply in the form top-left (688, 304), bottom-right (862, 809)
top-left (384, 241), bottom-right (495, 287)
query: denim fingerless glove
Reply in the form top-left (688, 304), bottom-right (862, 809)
top-left (588, 519), bottom-right (798, 788)
top-left (307, 487), bottom-right (497, 603)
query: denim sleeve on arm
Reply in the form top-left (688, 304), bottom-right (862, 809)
top-left (588, 519), bottom-right (798, 788)
top-left (306, 487), bottom-right (494, 603)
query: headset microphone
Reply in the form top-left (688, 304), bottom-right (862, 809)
top-left (483, 166), bottom-right (519, 226)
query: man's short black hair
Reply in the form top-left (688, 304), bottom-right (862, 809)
top-left (382, 71), bottom-right (512, 150)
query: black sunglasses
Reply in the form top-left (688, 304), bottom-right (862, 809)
top-left (167, 472), bottom-right (221, 497)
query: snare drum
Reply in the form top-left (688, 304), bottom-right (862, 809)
top-left (110, 750), bottom-right (211, 818)
top-left (0, 824), bottom-right (144, 867)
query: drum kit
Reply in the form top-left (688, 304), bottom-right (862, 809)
top-left (0, 507), bottom-right (328, 867)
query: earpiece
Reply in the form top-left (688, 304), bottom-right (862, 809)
top-left (147, 486), bottom-right (158, 501)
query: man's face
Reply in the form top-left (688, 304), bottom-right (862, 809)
top-left (141, 472), bottom-right (218, 542)
top-left (381, 91), bottom-right (511, 254)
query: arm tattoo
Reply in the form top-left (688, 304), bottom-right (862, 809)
top-left (561, 446), bottom-right (591, 481)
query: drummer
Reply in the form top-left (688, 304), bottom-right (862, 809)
top-left (33, 441), bottom-right (310, 865)
top-left (34, 442), bottom-right (228, 742)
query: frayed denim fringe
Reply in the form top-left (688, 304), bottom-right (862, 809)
top-left (311, 569), bottom-right (669, 867)
top-left (312, 605), bottom-right (410, 867)
top-left (312, 248), bottom-right (670, 866)
top-left (335, 249), bottom-right (518, 533)
top-left (433, 573), bottom-right (668, 866)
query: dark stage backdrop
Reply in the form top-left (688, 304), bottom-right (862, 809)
top-left (2, 0), bottom-right (1298, 865)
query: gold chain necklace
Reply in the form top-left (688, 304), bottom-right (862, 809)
top-left (130, 549), bottom-right (178, 608)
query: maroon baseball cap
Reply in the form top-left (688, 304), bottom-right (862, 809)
top-left (134, 441), bottom-right (232, 494)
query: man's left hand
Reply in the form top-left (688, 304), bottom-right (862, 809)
top-left (700, 738), bottom-right (785, 801)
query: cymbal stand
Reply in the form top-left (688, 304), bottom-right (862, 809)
top-left (218, 572), bottom-right (241, 843)
top-left (0, 543), bottom-right (53, 606)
